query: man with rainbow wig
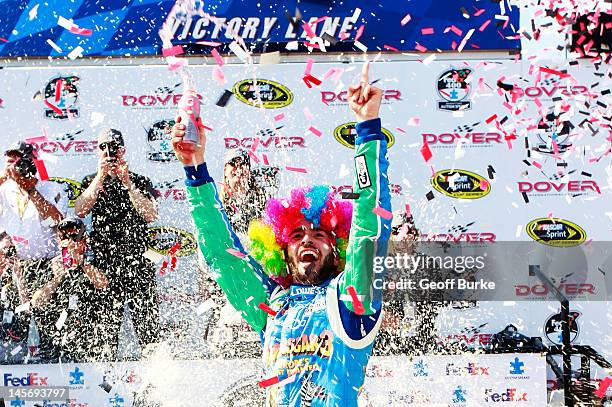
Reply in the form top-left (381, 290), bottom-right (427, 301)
top-left (172, 62), bottom-right (391, 406)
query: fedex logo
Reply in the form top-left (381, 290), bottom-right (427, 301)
top-left (3, 372), bottom-right (48, 386)
top-left (41, 400), bottom-right (88, 407)
top-left (484, 388), bottom-right (528, 402)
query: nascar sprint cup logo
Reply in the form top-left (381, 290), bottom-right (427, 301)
top-left (147, 226), bottom-right (197, 257)
top-left (333, 122), bottom-right (395, 149)
top-left (437, 68), bottom-right (472, 112)
top-left (146, 119), bottom-right (177, 162)
top-left (48, 177), bottom-right (82, 208)
top-left (526, 218), bottom-right (586, 247)
top-left (232, 79), bottom-right (293, 109)
top-left (43, 75), bottom-right (80, 119)
top-left (431, 169), bottom-right (490, 199)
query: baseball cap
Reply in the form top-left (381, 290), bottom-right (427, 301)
top-left (224, 148), bottom-right (250, 166)
top-left (97, 128), bottom-right (125, 146)
top-left (5, 141), bottom-right (34, 158)
top-left (57, 217), bottom-right (86, 239)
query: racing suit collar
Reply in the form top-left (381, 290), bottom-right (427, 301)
top-left (289, 278), bottom-right (332, 301)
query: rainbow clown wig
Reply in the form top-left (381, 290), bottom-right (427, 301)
top-left (248, 185), bottom-right (352, 282)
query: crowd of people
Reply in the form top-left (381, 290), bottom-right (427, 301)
top-left (1, 93), bottom-right (446, 367)
top-left (0, 129), bottom-right (159, 363)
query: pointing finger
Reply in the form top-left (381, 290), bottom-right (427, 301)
top-left (360, 61), bottom-right (370, 85)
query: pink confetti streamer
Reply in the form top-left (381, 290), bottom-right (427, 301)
top-left (258, 303), bottom-right (277, 317)
top-left (304, 58), bottom-right (314, 76)
top-left (167, 57), bottom-right (188, 71)
top-left (372, 206), bottom-right (393, 220)
top-left (400, 14), bottom-right (412, 26)
top-left (308, 126), bottom-right (322, 137)
top-left (479, 19), bottom-right (491, 31)
top-left (355, 25), bottom-right (365, 41)
top-left (414, 43), bottom-right (427, 52)
top-left (346, 285), bottom-right (365, 314)
top-left (211, 48), bottom-right (224, 66)
top-left (226, 248), bottom-right (246, 258)
top-left (162, 45), bottom-right (184, 57)
top-left (302, 22), bottom-right (316, 38)
top-left (286, 166), bottom-right (307, 173)
top-left (405, 204), bottom-right (411, 217)
top-left (212, 66), bottom-right (226, 86)
top-left (196, 40), bottom-right (222, 46)
top-left (274, 113), bottom-right (285, 121)
top-left (408, 117), bottom-right (420, 126)
top-left (303, 107), bottom-right (314, 120)
top-left (420, 142), bottom-right (433, 162)
top-left (421, 27), bottom-right (434, 35)
top-left (473, 8), bottom-right (486, 17)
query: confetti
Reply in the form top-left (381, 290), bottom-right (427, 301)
top-left (274, 113), bottom-right (285, 122)
top-left (303, 107), bottom-right (315, 120)
top-left (15, 302), bottom-right (30, 314)
top-left (143, 249), bottom-right (165, 264)
top-left (46, 39), bottom-right (62, 53)
top-left (216, 90), bottom-right (233, 107)
top-left (408, 117), bottom-right (420, 126)
top-left (346, 285), bottom-right (365, 315)
top-left (421, 28), bottom-right (435, 35)
top-left (372, 206), bottom-right (393, 220)
top-left (302, 75), bottom-right (322, 88)
top-left (162, 45), bottom-right (184, 57)
top-left (426, 191), bottom-right (435, 201)
top-left (341, 192), bottom-right (360, 200)
top-left (67, 46), bottom-right (84, 60)
top-left (226, 248), bottom-right (246, 258)
top-left (209, 48), bottom-right (224, 67)
top-left (415, 43), bottom-right (428, 52)
top-left (228, 41), bottom-right (250, 61)
top-left (285, 166), bottom-right (307, 173)
top-left (260, 51), bottom-right (281, 65)
top-left (55, 310), bottom-right (68, 330)
top-left (308, 126), bottom-right (322, 137)
top-left (258, 303), bottom-right (277, 317)
top-left (420, 142), bottom-right (433, 162)
top-left (595, 377), bottom-right (612, 398)
top-left (57, 16), bottom-right (92, 36)
top-left (400, 14), bottom-right (412, 26)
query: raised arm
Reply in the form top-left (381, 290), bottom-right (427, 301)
top-left (171, 117), bottom-right (272, 333)
top-left (337, 62), bottom-right (392, 315)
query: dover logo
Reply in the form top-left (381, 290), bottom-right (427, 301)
top-left (44, 76), bottom-right (79, 119)
top-left (147, 226), bottom-right (197, 257)
top-left (146, 119), bottom-right (177, 162)
top-left (437, 69), bottom-right (472, 112)
top-left (232, 79), bottom-right (293, 109)
top-left (544, 310), bottom-right (581, 345)
top-left (333, 122), bottom-right (395, 149)
top-left (526, 218), bottom-right (586, 247)
top-left (431, 170), bottom-right (490, 199)
top-left (49, 178), bottom-right (82, 208)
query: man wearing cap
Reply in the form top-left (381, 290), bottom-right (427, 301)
top-left (30, 217), bottom-right (108, 362)
top-left (220, 148), bottom-right (271, 235)
top-left (74, 128), bottom-right (159, 359)
top-left (0, 140), bottom-right (67, 360)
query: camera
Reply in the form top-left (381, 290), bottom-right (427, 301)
top-left (14, 157), bottom-right (37, 178)
top-left (106, 143), bottom-right (119, 159)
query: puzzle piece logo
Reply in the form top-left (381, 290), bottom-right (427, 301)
top-left (509, 357), bottom-right (525, 375)
top-left (70, 366), bottom-right (85, 385)
top-left (10, 398), bottom-right (25, 407)
top-left (413, 359), bottom-right (428, 377)
top-left (109, 393), bottom-right (124, 407)
top-left (453, 386), bottom-right (467, 403)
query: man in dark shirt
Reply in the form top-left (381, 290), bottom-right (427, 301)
top-left (31, 218), bottom-right (108, 362)
top-left (74, 128), bottom-right (159, 360)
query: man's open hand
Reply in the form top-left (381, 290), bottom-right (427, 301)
top-left (347, 61), bottom-right (383, 122)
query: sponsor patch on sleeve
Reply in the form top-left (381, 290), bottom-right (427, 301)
top-left (355, 155), bottom-right (372, 189)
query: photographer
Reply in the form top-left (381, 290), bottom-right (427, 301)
top-left (0, 230), bottom-right (29, 363)
top-left (30, 218), bottom-right (108, 362)
top-left (74, 128), bottom-right (159, 360)
top-left (0, 141), bottom-right (67, 361)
